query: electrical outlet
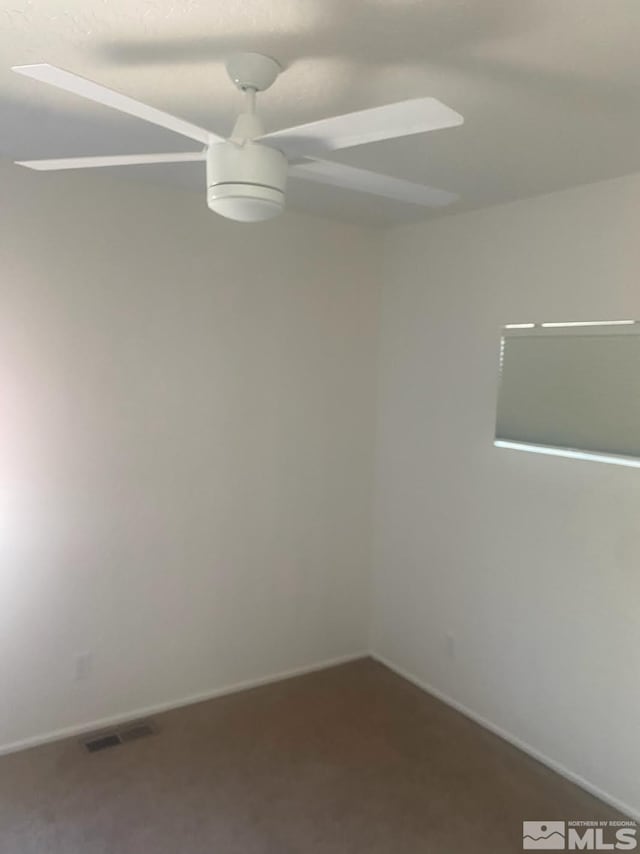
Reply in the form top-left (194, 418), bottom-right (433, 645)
top-left (74, 652), bottom-right (93, 681)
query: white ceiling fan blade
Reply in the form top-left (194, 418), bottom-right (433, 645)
top-left (12, 64), bottom-right (220, 146)
top-left (289, 159), bottom-right (458, 208)
top-left (15, 151), bottom-right (207, 171)
top-left (260, 98), bottom-right (463, 158)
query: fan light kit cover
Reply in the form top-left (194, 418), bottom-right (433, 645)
top-left (12, 52), bottom-right (464, 223)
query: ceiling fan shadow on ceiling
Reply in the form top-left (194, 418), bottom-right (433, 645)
top-left (12, 52), bottom-right (463, 223)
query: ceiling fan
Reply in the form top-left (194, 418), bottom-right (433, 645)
top-left (12, 53), bottom-right (463, 223)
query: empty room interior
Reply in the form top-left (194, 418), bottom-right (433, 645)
top-left (1, 1), bottom-right (640, 852)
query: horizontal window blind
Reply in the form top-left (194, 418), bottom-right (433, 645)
top-left (495, 325), bottom-right (640, 459)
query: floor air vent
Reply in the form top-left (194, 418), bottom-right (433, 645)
top-left (82, 720), bottom-right (157, 753)
top-left (84, 733), bottom-right (121, 753)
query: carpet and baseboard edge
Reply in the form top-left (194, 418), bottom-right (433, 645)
top-left (372, 652), bottom-right (640, 823)
top-left (3, 649), bottom-right (638, 824)
top-left (0, 651), bottom-right (369, 758)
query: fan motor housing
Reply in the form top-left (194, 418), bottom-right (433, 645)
top-left (206, 142), bottom-right (287, 222)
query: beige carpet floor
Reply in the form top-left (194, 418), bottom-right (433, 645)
top-left (0, 658), bottom-right (624, 853)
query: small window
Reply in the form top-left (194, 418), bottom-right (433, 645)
top-left (495, 320), bottom-right (640, 467)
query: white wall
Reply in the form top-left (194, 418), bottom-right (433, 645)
top-left (4, 151), bottom-right (639, 818)
top-left (0, 161), bottom-right (380, 749)
top-left (373, 174), bottom-right (640, 817)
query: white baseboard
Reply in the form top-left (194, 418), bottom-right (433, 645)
top-left (5, 648), bottom-right (637, 824)
top-left (0, 651), bottom-right (368, 758)
top-left (372, 652), bottom-right (640, 823)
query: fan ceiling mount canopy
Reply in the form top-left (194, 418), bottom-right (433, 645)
top-left (12, 52), bottom-right (463, 223)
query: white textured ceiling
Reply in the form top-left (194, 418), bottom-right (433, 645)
top-left (2, 0), bottom-right (640, 225)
